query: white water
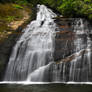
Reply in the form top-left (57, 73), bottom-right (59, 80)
top-left (68, 19), bottom-right (92, 82)
top-left (3, 5), bottom-right (92, 84)
top-left (4, 5), bottom-right (57, 81)
top-left (1, 81), bottom-right (92, 85)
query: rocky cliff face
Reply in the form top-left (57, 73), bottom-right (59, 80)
top-left (42, 18), bottom-right (92, 82)
top-left (0, 32), bottom-right (21, 80)
top-left (0, 15), bottom-right (92, 82)
top-left (0, 15), bottom-right (31, 81)
top-left (54, 17), bottom-right (92, 62)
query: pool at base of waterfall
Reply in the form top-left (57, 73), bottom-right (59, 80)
top-left (0, 84), bottom-right (92, 92)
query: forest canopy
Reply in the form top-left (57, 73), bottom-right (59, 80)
top-left (0, 0), bottom-right (92, 20)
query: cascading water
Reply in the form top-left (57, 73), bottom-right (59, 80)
top-left (4, 5), bottom-right (57, 81)
top-left (68, 19), bottom-right (92, 82)
top-left (50, 18), bottom-right (92, 82)
top-left (3, 5), bottom-right (92, 83)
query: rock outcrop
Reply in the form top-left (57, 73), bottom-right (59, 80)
top-left (54, 17), bottom-right (92, 62)
top-left (0, 12), bottom-right (31, 81)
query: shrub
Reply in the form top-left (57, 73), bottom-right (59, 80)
top-left (12, 4), bottom-right (23, 9)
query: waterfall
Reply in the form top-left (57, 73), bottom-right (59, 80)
top-left (4, 5), bottom-right (57, 81)
top-left (51, 18), bottom-right (92, 82)
top-left (4, 5), bottom-right (92, 83)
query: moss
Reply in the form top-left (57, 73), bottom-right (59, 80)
top-left (13, 0), bottom-right (29, 6)
top-left (12, 4), bottom-right (24, 9)
top-left (0, 3), bottom-right (32, 41)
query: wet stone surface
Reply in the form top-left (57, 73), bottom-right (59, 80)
top-left (54, 18), bottom-right (92, 62)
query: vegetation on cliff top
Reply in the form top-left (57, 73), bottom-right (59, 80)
top-left (0, 0), bottom-right (92, 36)
top-left (39, 0), bottom-right (92, 20)
top-left (0, 1), bottom-right (33, 41)
top-left (10, 0), bottom-right (91, 20)
top-left (0, 1), bottom-right (33, 78)
top-left (0, 0), bottom-right (92, 19)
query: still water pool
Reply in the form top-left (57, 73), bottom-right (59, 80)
top-left (0, 84), bottom-right (92, 92)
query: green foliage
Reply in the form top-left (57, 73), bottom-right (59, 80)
top-left (6, 16), bottom-right (15, 22)
top-left (0, 3), bottom-right (23, 18)
top-left (57, 0), bottom-right (74, 17)
top-left (88, 14), bottom-right (92, 20)
top-left (0, 0), bottom-right (92, 20)
top-left (13, 4), bottom-right (23, 9)
top-left (0, 3), bottom-right (28, 32)
top-left (40, 0), bottom-right (92, 20)
top-left (13, 0), bottom-right (28, 6)
top-left (41, 0), bottom-right (56, 7)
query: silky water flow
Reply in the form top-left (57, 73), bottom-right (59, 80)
top-left (3, 5), bottom-right (92, 83)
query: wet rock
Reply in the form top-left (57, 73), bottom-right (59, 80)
top-left (54, 17), bottom-right (92, 62)
top-left (54, 17), bottom-right (75, 61)
top-left (0, 16), bottom-right (31, 80)
top-left (0, 32), bottom-right (21, 81)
